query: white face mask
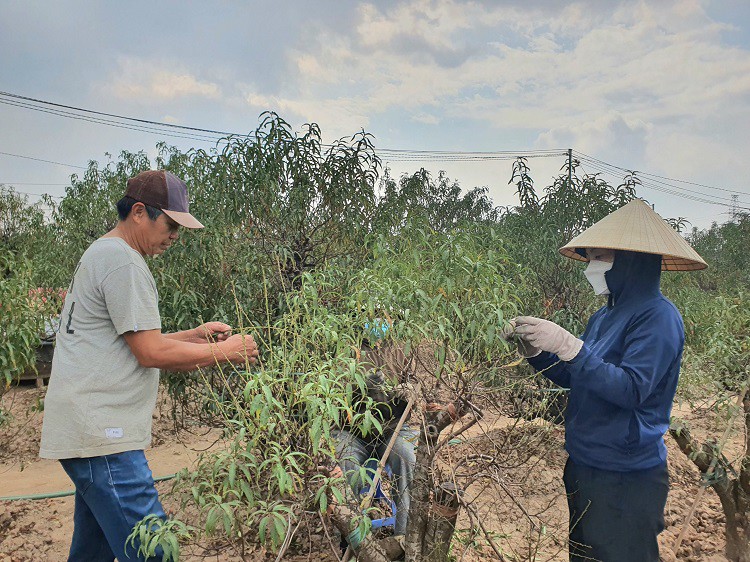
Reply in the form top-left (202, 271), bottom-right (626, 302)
top-left (584, 259), bottom-right (614, 295)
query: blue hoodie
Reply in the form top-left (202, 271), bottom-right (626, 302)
top-left (528, 251), bottom-right (684, 471)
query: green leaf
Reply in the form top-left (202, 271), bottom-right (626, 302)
top-left (319, 491), bottom-right (328, 513)
top-left (206, 506), bottom-right (220, 534)
top-left (259, 515), bottom-right (269, 544)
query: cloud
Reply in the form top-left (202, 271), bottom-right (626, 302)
top-left (411, 112), bottom-right (440, 125)
top-left (3, 0), bottom-right (747, 228)
top-left (353, 1), bottom-right (495, 68)
top-left (642, 99), bottom-right (750, 191)
top-left (206, 0), bottom-right (750, 207)
top-left (101, 58), bottom-right (221, 101)
top-left (536, 112), bottom-right (652, 162)
top-left (260, 0), bottom-right (748, 132)
top-left (225, 0), bottom-right (749, 216)
top-left (244, 91), bottom-right (371, 138)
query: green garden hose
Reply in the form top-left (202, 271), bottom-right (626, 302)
top-left (0, 435), bottom-right (467, 501)
top-left (0, 473), bottom-right (177, 502)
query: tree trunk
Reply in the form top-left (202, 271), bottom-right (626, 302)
top-left (670, 414), bottom-right (750, 562)
top-left (724, 490), bottom-right (750, 562)
top-left (727, 394), bottom-right (750, 562)
top-left (422, 482), bottom-right (460, 562)
top-left (403, 434), bottom-right (433, 561)
top-left (403, 404), bottom-right (463, 561)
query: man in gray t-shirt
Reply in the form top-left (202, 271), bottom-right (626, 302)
top-left (40, 170), bottom-right (259, 562)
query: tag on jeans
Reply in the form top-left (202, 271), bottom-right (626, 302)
top-left (105, 427), bottom-right (124, 439)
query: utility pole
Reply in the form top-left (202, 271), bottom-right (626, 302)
top-left (567, 148), bottom-right (572, 188)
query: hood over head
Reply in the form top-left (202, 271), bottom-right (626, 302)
top-left (605, 250), bottom-right (662, 307)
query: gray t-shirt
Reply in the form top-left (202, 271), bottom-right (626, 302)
top-left (40, 237), bottom-right (162, 459)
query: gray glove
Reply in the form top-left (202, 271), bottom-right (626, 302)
top-left (514, 316), bottom-right (583, 362)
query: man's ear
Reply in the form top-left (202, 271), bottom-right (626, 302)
top-left (130, 202), bottom-right (147, 223)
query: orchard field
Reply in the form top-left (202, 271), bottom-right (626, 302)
top-left (1, 114), bottom-right (749, 561)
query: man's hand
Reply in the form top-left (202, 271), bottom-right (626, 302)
top-left (195, 321), bottom-right (232, 342)
top-left (220, 334), bottom-right (260, 365)
top-left (125, 329), bottom-right (259, 371)
top-left (514, 316), bottom-right (583, 362)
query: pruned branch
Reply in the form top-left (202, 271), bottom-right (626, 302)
top-left (670, 422), bottom-right (714, 474)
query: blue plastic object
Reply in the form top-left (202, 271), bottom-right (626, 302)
top-left (339, 459), bottom-right (397, 554)
top-left (364, 319), bottom-right (390, 342)
top-left (361, 458), bottom-right (396, 530)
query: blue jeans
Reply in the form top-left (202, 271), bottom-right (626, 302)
top-left (332, 426), bottom-right (418, 535)
top-left (60, 450), bottom-right (165, 562)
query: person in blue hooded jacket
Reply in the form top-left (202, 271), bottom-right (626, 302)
top-left (512, 199), bottom-right (707, 562)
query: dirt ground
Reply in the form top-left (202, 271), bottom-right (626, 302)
top-left (0, 385), bottom-right (739, 561)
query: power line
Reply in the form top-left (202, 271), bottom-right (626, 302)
top-left (0, 90), bottom-right (234, 137)
top-left (0, 98), bottom-right (224, 144)
top-left (0, 150), bottom-right (87, 169)
top-left (4, 144), bottom-right (747, 211)
top-left (575, 155), bottom-right (750, 210)
top-left (2, 92), bottom-right (569, 159)
top-left (576, 154), bottom-right (745, 205)
top-left (574, 150), bottom-right (750, 197)
top-left (577, 157), bottom-right (731, 207)
top-left (1, 90), bottom-right (746, 209)
top-left (0, 182), bottom-right (68, 186)
top-left (0, 187), bottom-right (63, 199)
top-left (385, 149), bottom-right (557, 155)
top-left (380, 150), bottom-right (566, 162)
top-left (691, 211), bottom-right (732, 222)
top-left (4, 89), bottom-right (745, 196)
top-left (0, 92), bottom-right (580, 159)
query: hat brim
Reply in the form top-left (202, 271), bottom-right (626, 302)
top-left (163, 209), bottom-right (204, 229)
top-left (557, 199), bottom-right (707, 272)
top-left (559, 245), bottom-right (707, 271)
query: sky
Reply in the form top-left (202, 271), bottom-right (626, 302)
top-left (1, 0), bottom-right (749, 229)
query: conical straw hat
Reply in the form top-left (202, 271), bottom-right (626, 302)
top-left (559, 199), bottom-right (707, 271)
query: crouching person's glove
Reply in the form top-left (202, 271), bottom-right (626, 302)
top-left (392, 381), bottom-right (418, 403)
top-left (514, 316), bottom-right (583, 362)
top-left (500, 319), bottom-right (542, 358)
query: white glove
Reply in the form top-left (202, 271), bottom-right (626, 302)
top-left (500, 319), bottom-right (542, 358)
top-left (514, 316), bottom-right (583, 362)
